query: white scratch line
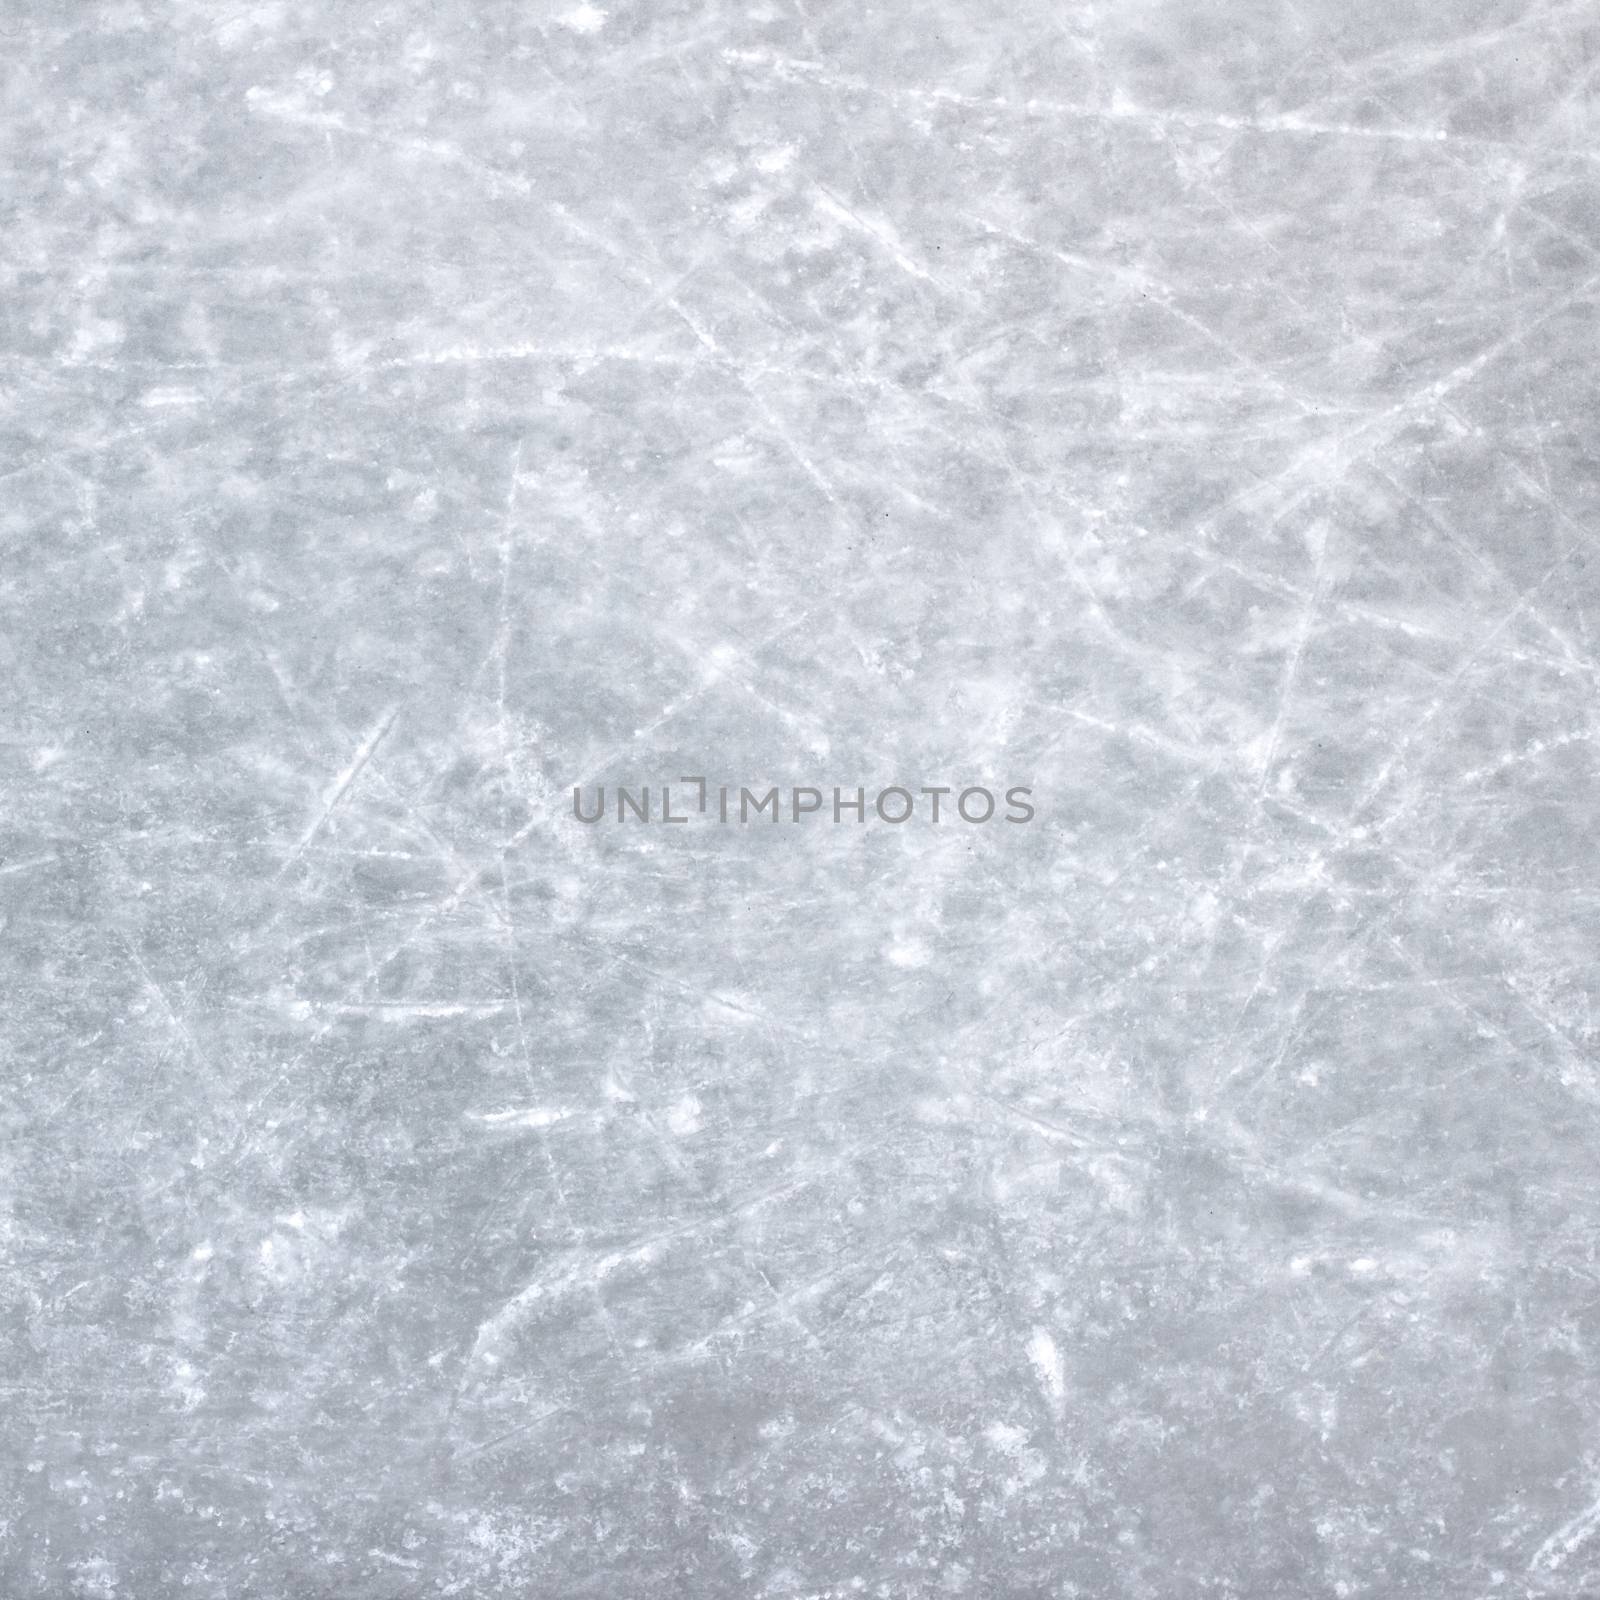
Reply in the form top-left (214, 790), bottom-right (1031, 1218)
top-left (0, 854), bottom-right (57, 878)
top-left (322, 1000), bottom-right (514, 1020)
top-left (1531, 1491), bottom-right (1600, 1572)
top-left (812, 185), bottom-right (945, 289)
top-left (469, 1107), bottom-right (575, 1129)
top-left (276, 704), bottom-right (399, 877)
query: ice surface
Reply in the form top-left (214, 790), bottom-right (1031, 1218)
top-left (6, 0), bottom-right (1600, 1593)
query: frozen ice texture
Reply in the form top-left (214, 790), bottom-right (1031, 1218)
top-left (5, 0), bottom-right (1600, 1594)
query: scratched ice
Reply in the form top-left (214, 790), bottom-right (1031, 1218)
top-left (5, 1), bottom-right (1600, 1595)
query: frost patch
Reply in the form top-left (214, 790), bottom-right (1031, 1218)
top-left (556, 3), bottom-right (607, 32)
